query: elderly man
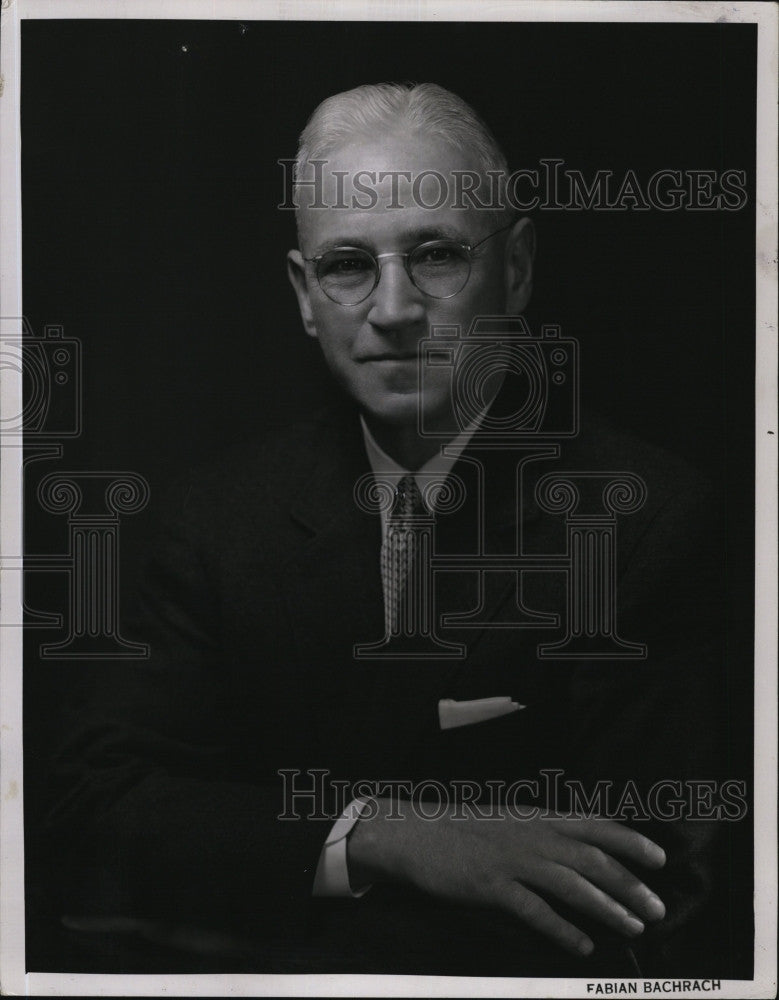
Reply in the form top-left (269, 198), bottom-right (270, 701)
top-left (49, 83), bottom-right (728, 978)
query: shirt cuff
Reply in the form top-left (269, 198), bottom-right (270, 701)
top-left (312, 797), bottom-right (373, 898)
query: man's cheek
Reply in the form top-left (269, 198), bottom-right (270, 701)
top-left (419, 365), bottom-right (455, 410)
top-left (315, 327), bottom-right (356, 367)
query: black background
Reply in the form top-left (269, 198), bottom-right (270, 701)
top-left (19, 18), bottom-right (755, 973)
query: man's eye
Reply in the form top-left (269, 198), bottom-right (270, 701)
top-left (416, 245), bottom-right (459, 266)
top-left (322, 254), bottom-right (372, 276)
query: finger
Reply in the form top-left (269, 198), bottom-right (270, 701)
top-left (499, 881), bottom-right (594, 958)
top-left (525, 859), bottom-right (646, 938)
top-left (550, 817), bottom-right (666, 870)
top-left (550, 836), bottom-right (666, 923)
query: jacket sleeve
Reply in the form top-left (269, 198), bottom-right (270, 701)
top-left (45, 483), bottom-right (329, 946)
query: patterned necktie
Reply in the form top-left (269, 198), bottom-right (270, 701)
top-left (381, 475), bottom-right (430, 636)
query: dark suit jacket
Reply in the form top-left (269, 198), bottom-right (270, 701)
top-left (46, 388), bottom-right (739, 977)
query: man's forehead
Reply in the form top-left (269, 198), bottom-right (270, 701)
top-left (297, 198), bottom-right (496, 252)
top-left (322, 126), bottom-right (479, 169)
top-left (295, 130), bottom-right (500, 250)
top-left (307, 217), bottom-right (478, 253)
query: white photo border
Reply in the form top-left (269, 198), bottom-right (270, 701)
top-left (1, 1), bottom-right (776, 997)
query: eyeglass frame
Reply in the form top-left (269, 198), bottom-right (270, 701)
top-left (302, 218), bottom-right (517, 306)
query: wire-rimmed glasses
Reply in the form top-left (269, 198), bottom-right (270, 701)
top-left (303, 219), bottom-right (515, 306)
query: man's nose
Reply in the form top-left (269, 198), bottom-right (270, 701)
top-left (366, 256), bottom-right (426, 332)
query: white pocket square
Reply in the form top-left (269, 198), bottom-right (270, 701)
top-left (438, 696), bottom-right (525, 730)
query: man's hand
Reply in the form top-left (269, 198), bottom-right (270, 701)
top-left (347, 798), bottom-right (666, 957)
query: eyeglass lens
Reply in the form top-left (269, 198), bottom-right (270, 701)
top-left (316, 242), bottom-right (472, 305)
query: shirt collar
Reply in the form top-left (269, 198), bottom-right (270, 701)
top-left (360, 409), bottom-right (487, 515)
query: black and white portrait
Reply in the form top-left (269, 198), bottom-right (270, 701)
top-left (0, 3), bottom-right (774, 997)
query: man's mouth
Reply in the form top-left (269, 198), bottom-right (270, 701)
top-left (359, 353), bottom-right (418, 362)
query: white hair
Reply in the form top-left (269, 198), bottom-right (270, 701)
top-left (293, 82), bottom-right (513, 234)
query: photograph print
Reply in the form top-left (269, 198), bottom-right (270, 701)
top-left (1, 4), bottom-right (775, 997)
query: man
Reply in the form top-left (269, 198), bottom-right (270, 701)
top-left (48, 83), bottom-right (731, 977)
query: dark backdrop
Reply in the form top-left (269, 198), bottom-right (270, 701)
top-left (19, 18), bottom-right (755, 973)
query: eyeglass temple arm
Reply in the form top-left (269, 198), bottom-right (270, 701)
top-left (470, 217), bottom-right (519, 250)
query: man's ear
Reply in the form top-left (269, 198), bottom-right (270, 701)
top-left (287, 249), bottom-right (319, 339)
top-left (504, 217), bottom-right (535, 314)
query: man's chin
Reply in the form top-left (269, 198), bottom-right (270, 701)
top-left (361, 393), bottom-right (423, 429)
top-left (359, 392), bottom-right (457, 437)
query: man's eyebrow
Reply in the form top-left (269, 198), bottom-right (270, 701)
top-left (310, 235), bottom-right (375, 256)
top-left (311, 224), bottom-right (473, 256)
top-left (407, 224), bottom-right (471, 244)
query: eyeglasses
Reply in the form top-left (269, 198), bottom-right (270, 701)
top-left (303, 219), bottom-right (515, 306)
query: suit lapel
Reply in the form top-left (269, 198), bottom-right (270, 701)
top-left (282, 408), bottom-right (384, 663)
top-left (431, 413), bottom-right (555, 650)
